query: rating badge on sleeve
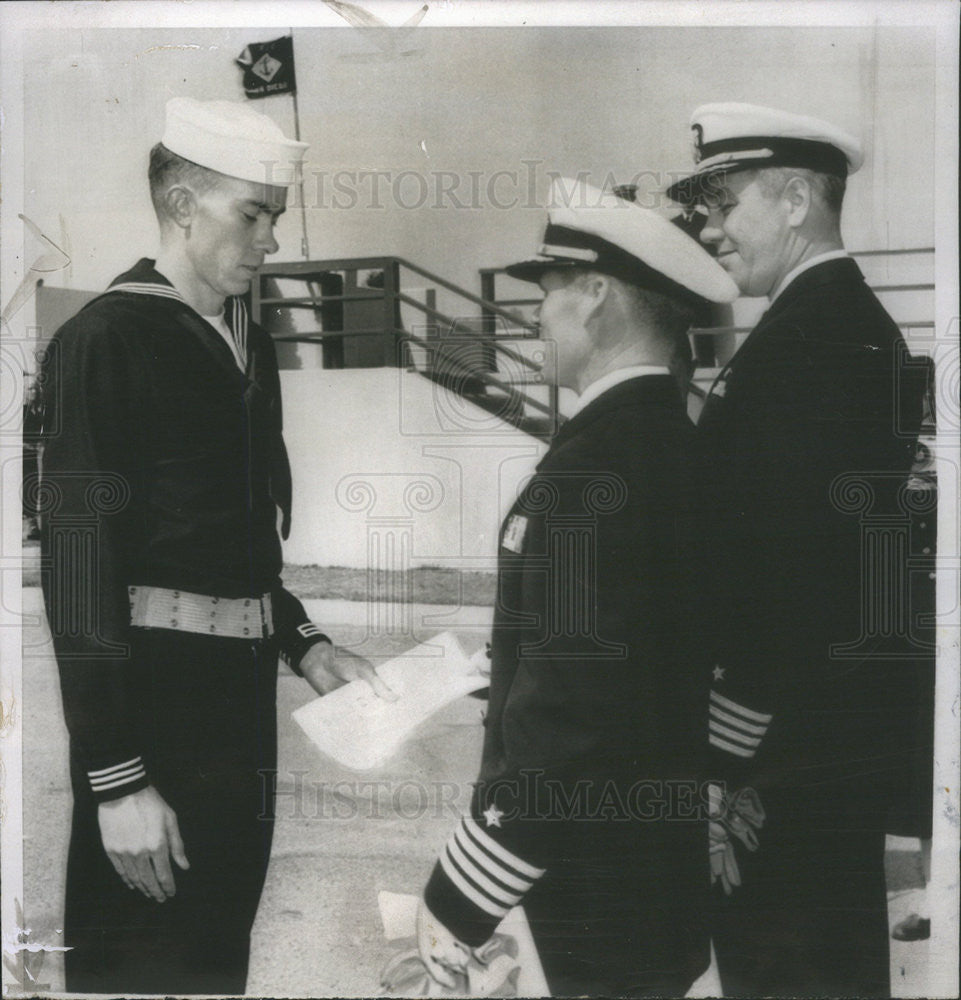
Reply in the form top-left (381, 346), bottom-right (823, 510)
top-left (501, 515), bottom-right (528, 554)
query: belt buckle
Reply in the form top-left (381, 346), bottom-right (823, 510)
top-left (258, 594), bottom-right (273, 639)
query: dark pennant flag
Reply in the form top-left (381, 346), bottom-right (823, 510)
top-left (236, 36), bottom-right (296, 99)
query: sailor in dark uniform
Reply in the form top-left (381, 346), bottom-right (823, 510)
top-left (39, 97), bottom-right (391, 995)
top-left (416, 176), bottom-right (739, 996)
top-left (667, 103), bottom-right (929, 997)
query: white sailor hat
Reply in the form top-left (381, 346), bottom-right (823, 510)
top-left (162, 97), bottom-right (309, 187)
top-left (506, 176), bottom-right (738, 305)
top-left (666, 102), bottom-right (863, 206)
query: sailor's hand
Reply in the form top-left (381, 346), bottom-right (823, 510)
top-left (98, 786), bottom-right (189, 902)
top-left (300, 641), bottom-right (396, 700)
top-left (417, 898), bottom-right (471, 988)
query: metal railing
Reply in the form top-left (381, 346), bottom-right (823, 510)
top-left (250, 256), bottom-right (558, 439)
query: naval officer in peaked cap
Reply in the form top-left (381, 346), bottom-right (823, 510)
top-left (416, 176), bottom-right (737, 996)
top-left (40, 96), bottom-right (392, 995)
top-left (668, 103), bottom-right (928, 997)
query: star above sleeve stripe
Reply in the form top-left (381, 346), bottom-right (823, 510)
top-left (463, 815), bottom-right (546, 880)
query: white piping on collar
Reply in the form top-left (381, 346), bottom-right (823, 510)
top-left (107, 279), bottom-right (249, 368)
top-left (107, 281), bottom-right (186, 302)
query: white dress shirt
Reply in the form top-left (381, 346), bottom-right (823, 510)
top-left (570, 365), bottom-right (671, 417)
top-left (769, 249), bottom-right (850, 305)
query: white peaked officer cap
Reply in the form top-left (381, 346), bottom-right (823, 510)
top-left (667, 102), bottom-right (862, 206)
top-left (162, 97), bottom-right (309, 187)
top-left (506, 176), bottom-right (738, 305)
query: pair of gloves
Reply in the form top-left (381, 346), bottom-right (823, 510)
top-left (708, 784), bottom-right (766, 895)
top-left (380, 935), bottom-right (520, 998)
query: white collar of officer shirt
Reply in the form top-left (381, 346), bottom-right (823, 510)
top-left (570, 365), bottom-right (671, 417)
top-left (769, 248), bottom-right (850, 305)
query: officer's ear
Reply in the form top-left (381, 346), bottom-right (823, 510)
top-left (576, 272), bottom-right (613, 325)
top-left (783, 175), bottom-right (813, 229)
top-left (161, 184), bottom-right (198, 231)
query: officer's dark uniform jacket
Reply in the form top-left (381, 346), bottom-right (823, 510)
top-left (426, 374), bottom-right (710, 996)
top-left (698, 256), bottom-right (927, 997)
top-left (39, 259), bottom-right (327, 992)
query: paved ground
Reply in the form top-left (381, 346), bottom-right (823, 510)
top-left (16, 588), bottom-right (931, 996)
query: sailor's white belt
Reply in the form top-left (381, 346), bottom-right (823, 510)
top-left (128, 585), bottom-right (274, 639)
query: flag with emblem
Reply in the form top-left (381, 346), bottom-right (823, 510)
top-left (236, 36), bottom-right (297, 98)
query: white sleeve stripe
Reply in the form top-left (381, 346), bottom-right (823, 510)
top-left (297, 623), bottom-right (325, 637)
top-left (88, 756), bottom-right (143, 777)
top-left (439, 850), bottom-right (510, 919)
top-left (709, 720), bottom-right (763, 747)
top-left (709, 734), bottom-right (756, 758)
top-left (463, 816), bottom-right (546, 879)
top-left (447, 838), bottom-right (524, 908)
top-left (89, 762), bottom-right (144, 781)
top-left (453, 825), bottom-right (532, 893)
top-left (90, 764), bottom-right (145, 786)
top-left (710, 690), bottom-right (773, 724)
top-left (710, 705), bottom-right (768, 736)
top-left (89, 770), bottom-right (147, 791)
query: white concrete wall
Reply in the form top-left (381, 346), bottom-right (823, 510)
top-left (281, 368), bottom-right (546, 568)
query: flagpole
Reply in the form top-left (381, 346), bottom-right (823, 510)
top-left (289, 29), bottom-right (310, 260)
